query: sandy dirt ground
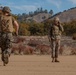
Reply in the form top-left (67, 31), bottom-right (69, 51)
top-left (0, 55), bottom-right (76, 75)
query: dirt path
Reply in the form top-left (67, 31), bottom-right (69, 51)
top-left (0, 55), bottom-right (76, 75)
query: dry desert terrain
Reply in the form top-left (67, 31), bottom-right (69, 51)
top-left (0, 55), bottom-right (76, 75)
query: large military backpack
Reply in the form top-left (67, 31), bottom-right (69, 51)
top-left (0, 15), bottom-right (14, 33)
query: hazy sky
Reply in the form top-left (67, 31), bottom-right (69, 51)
top-left (0, 0), bottom-right (76, 14)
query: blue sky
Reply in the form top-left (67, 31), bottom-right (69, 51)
top-left (0, 0), bottom-right (76, 14)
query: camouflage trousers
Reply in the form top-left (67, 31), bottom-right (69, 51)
top-left (0, 33), bottom-right (13, 54)
top-left (51, 39), bottom-right (60, 58)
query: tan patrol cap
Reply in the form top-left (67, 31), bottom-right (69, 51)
top-left (54, 17), bottom-right (60, 21)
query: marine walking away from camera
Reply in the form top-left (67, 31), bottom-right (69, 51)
top-left (0, 6), bottom-right (19, 66)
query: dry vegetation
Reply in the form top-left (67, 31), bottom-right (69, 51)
top-left (10, 36), bottom-right (76, 55)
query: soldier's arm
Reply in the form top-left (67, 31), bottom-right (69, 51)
top-left (58, 23), bottom-right (64, 32)
top-left (12, 17), bottom-right (19, 35)
top-left (13, 20), bottom-right (19, 36)
top-left (49, 24), bottom-right (53, 37)
top-left (48, 24), bottom-right (52, 42)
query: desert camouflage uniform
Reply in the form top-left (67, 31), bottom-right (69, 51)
top-left (0, 11), bottom-right (15, 65)
top-left (49, 17), bottom-right (64, 61)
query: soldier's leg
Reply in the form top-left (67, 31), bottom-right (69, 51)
top-left (0, 34), bottom-right (7, 64)
top-left (1, 38), bottom-right (10, 66)
top-left (51, 40), bottom-right (56, 62)
top-left (1, 47), bottom-right (9, 66)
top-left (1, 33), bottom-right (12, 66)
top-left (55, 40), bottom-right (60, 62)
top-left (6, 33), bottom-right (13, 56)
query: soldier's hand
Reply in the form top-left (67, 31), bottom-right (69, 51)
top-left (15, 31), bottom-right (18, 36)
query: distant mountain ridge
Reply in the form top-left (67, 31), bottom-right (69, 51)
top-left (26, 7), bottom-right (76, 23)
top-left (0, 6), bottom-right (76, 23)
top-left (49, 7), bottom-right (76, 23)
top-left (26, 13), bottom-right (51, 23)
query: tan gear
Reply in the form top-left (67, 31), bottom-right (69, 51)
top-left (0, 15), bottom-right (15, 33)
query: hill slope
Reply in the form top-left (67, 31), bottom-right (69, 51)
top-left (26, 13), bottom-right (51, 23)
top-left (50, 7), bottom-right (76, 23)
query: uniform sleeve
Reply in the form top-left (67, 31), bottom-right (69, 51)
top-left (59, 24), bottom-right (64, 32)
top-left (12, 17), bottom-right (16, 23)
top-left (48, 24), bottom-right (52, 37)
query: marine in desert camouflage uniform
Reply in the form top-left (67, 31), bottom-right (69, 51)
top-left (49, 17), bottom-right (64, 62)
top-left (0, 6), bottom-right (19, 66)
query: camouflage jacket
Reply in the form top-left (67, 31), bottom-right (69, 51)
top-left (49, 24), bottom-right (64, 40)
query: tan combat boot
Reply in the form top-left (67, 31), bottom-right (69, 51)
top-left (52, 58), bottom-right (55, 62)
top-left (55, 58), bottom-right (60, 62)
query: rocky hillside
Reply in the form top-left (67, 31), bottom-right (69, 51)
top-left (26, 7), bottom-right (76, 23)
top-left (50, 7), bottom-right (76, 23)
top-left (26, 13), bottom-right (51, 23)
